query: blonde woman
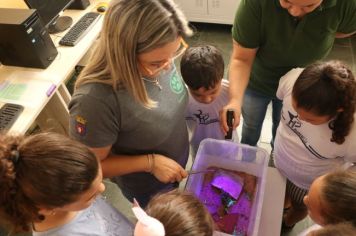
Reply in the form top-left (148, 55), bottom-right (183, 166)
top-left (69, 0), bottom-right (193, 207)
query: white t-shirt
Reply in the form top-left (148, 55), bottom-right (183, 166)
top-left (186, 80), bottom-right (239, 155)
top-left (33, 196), bottom-right (133, 236)
top-left (298, 224), bottom-right (322, 236)
top-left (274, 68), bottom-right (356, 189)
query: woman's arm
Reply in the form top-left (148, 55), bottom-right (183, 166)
top-left (220, 39), bottom-right (258, 133)
top-left (90, 146), bottom-right (187, 183)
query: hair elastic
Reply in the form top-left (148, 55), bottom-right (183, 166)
top-left (11, 150), bottom-right (20, 164)
top-left (340, 67), bottom-right (349, 79)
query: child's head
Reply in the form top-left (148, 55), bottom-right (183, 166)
top-left (181, 45), bottom-right (224, 104)
top-left (0, 132), bottom-right (105, 232)
top-left (292, 60), bottom-right (356, 144)
top-left (303, 170), bottom-right (356, 226)
top-left (307, 222), bottom-right (356, 236)
top-left (135, 189), bottom-right (214, 236)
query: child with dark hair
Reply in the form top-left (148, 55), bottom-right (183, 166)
top-left (181, 45), bottom-right (238, 155)
top-left (273, 60), bottom-right (356, 229)
top-left (299, 170), bottom-right (356, 236)
top-left (0, 132), bottom-right (132, 235)
top-left (132, 189), bottom-right (214, 236)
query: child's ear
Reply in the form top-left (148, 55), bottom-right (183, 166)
top-left (38, 207), bottom-right (57, 216)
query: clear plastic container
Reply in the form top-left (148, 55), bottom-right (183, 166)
top-left (185, 139), bottom-right (269, 236)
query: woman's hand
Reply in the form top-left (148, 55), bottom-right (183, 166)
top-left (151, 154), bottom-right (187, 183)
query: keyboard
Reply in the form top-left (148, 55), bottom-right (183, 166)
top-left (0, 103), bottom-right (24, 132)
top-left (59, 12), bottom-right (101, 46)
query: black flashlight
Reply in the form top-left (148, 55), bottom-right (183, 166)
top-left (225, 109), bottom-right (234, 140)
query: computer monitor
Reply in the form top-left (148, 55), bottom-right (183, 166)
top-left (24, 0), bottom-right (74, 34)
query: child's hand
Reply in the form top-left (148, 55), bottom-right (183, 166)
top-left (220, 102), bottom-right (241, 134)
top-left (151, 154), bottom-right (187, 183)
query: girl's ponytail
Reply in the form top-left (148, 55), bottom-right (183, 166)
top-left (0, 135), bottom-right (39, 232)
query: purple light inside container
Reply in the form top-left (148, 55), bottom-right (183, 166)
top-left (211, 170), bottom-right (244, 200)
top-left (228, 192), bottom-right (251, 217)
top-left (197, 167), bottom-right (256, 235)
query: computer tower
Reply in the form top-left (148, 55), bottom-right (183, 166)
top-left (0, 8), bottom-right (58, 69)
top-left (68, 0), bottom-right (90, 10)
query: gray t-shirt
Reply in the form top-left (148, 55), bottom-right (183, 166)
top-left (33, 197), bottom-right (133, 236)
top-left (69, 66), bottom-right (189, 196)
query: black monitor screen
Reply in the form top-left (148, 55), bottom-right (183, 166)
top-left (24, 0), bottom-right (74, 27)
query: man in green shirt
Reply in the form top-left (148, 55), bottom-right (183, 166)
top-left (221, 0), bottom-right (356, 146)
top-left (220, 0), bottom-right (356, 230)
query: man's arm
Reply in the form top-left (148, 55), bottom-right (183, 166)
top-left (220, 39), bottom-right (258, 133)
top-left (335, 31), bottom-right (356, 38)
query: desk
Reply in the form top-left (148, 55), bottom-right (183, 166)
top-left (258, 167), bottom-right (286, 236)
top-left (0, 0), bottom-right (108, 134)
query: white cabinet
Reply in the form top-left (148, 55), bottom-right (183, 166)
top-left (175, 0), bottom-right (240, 25)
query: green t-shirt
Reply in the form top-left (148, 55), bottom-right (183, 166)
top-left (232, 0), bottom-right (356, 97)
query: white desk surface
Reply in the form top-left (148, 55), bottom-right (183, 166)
top-left (258, 167), bottom-right (286, 236)
top-left (0, 0), bottom-right (108, 134)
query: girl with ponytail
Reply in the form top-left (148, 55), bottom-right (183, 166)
top-left (0, 132), bottom-right (132, 235)
top-left (273, 60), bottom-right (356, 230)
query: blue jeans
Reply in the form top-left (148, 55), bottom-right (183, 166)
top-left (241, 88), bottom-right (282, 147)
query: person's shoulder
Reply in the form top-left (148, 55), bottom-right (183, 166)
top-left (241, 0), bottom-right (276, 9)
top-left (71, 83), bottom-right (117, 104)
top-left (92, 197), bottom-right (134, 233)
top-left (342, 113), bottom-right (356, 147)
top-left (337, 0), bottom-right (356, 7)
top-left (221, 79), bottom-right (229, 87)
top-left (332, 0), bottom-right (356, 13)
top-left (298, 224), bottom-right (322, 236)
top-left (349, 113), bottom-right (356, 136)
top-left (218, 79), bottom-right (229, 95)
top-left (276, 68), bottom-right (304, 99)
top-left (74, 82), bottom-right (114, 96)
top-left (279, 68), bottom-right (304, 86)
top-left (33, 205), bottom-right (93, 236)
top-left (213, 79), bottom-right (229, 104)
top-left (240, 0), bottom-right (268, 6)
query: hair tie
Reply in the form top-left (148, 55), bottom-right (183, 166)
top-left (339, 67), bottom-right (349, 79)
top-left (132, 199), bottom-right (165, 236)
top-left (11, 150), bottom-right (20, 165)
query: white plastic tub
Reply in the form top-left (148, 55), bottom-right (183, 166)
top-left (185, 139), bottom-right (269, 236)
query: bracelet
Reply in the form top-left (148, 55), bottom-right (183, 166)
top-left (151, 153), bottom-right (155, 173)
top-left (147, 154), bottom-right (153, 173)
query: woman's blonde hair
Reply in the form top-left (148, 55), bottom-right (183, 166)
top-left (75, 0), bottom-right (193, 108)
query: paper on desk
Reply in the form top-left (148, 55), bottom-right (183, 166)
top-left (0, 80), bottom-right (27, 100)
top-left (0, 75), bottom-right (55, 108)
